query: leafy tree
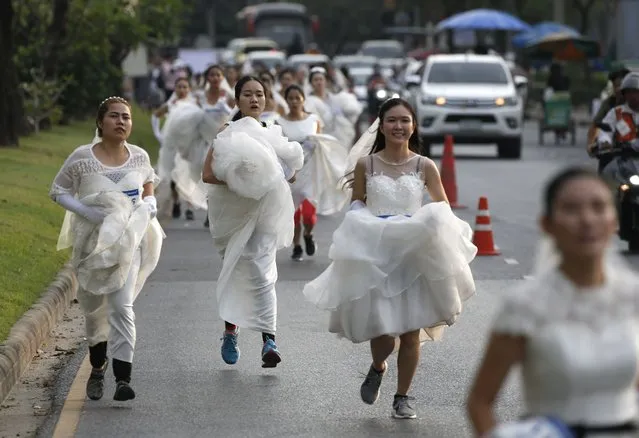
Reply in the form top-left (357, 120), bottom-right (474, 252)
top-left (13, 0), bottom-right (187, 123)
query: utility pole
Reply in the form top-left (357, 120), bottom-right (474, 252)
top-left (554, 0), bottom-right (565, 23)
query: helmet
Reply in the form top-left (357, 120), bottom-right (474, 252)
top-left (608, 67), bottom-right (630, 82)
top-left (620, 72), bottom-right (639, 92)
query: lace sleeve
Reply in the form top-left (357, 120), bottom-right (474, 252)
top-left (49, 147), bottom-right (84, 199)
top-left (491, 286), bottom-right (539, 337)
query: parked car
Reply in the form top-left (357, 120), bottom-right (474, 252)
top-left (358, 40), bottom-right (405, 69)
top-left (226, 37), bottom-right (279, 64)
top-left (332, 55), bottom-right (377, 72)
top-left (246, 50), bottom-right (287, 72)
top-left (287, 53), bottom-right (330, 70)
top-left (409, 54), bottom-right (524, 159)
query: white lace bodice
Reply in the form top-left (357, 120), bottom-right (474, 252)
top-left (493, 268), bottom-right (639, 425)
top-left (50, 143), bottom-right (159, 204)
top-left (365, 154), bottom-right (425, 217)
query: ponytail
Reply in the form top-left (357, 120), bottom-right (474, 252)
top-left (231, 110), bottom-right (244, 121)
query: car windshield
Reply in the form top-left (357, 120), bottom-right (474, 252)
top-left (251, 57), bottom-right (283, 70)
top-left (350, 73), bottom-right (370, 86)
top-left (255, 18), bottom-right (309, 47)
top-left (361, 45), bottom-right (403, 59)
top-left (426, 62), bottom-right (509, 84)
top-left (244, 45), bottom-right (277, 54)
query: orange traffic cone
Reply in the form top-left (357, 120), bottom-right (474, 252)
top-left (440, 135), bottom-right (466, 209)
top-left (472, 197), bottom-right (501, 256)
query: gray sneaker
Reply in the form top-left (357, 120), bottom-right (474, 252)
top-left (392, 395), bottom-right (417, 419)
top-left (360, 362), bottom-right (386, 405)
top-left (86, 361), bottom-right (107, 400)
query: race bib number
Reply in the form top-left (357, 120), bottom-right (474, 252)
top-left (616, 119), bottom-right (632, 137)
top-left (122, 188), bottom-right (140, 205)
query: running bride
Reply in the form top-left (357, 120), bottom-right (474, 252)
top-left (303, 98), bottom-right (477, 419)
top-left (202, 76), bottom-right (304, 367)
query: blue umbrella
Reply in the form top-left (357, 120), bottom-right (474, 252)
top-left (512, 21), bottom-right (580, 49)
top-left (435, 9), bottom-right (532, 32)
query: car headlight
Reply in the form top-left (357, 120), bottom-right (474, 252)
top-left (629, 175), bottom-right (639, 185)
top-left (421, 95), bottom-right (446, 105)
top-left (495, 96), bottom-right (519, 106)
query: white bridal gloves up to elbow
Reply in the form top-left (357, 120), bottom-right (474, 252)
top-left (54, 193), bottom-right (107, 225)
top-left (55, 193), bottom-right (158, 224)
top-left (143, 195), bottom-right (158, 219)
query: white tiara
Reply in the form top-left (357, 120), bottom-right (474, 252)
top-left (99, 96), bottom-right (126, 106)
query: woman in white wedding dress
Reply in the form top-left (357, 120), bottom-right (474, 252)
top-left (304, 66), bottom-right (362, 149)
top-left (154, 77), bottom-right (198, 220)
top-left (171, 64), bottom-right (233, 227)
top-left (303, 98), bottom-right (477, 419)
top-left (202, 76), bottom-right (304, 368)
top-left (259, 70), bottom-right (289, 123)
top-left (277, 84), bottom-right (349, 261)
top-left (49, 97), bottom-right (164, 402)
top-left (467, 167), bottom-right (639, 438)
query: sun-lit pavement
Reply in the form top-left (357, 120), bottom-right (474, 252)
top-left (36, 121), bottom-right (639, 438)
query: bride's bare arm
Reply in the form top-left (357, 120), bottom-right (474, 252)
top-left (202, 124), bottom-right (229, 185)
top-left (423, 158), bottom-right (448, 203)
top-left (467, 334), bottom-right (525, 436)
top-left (202, 147), bottom-right (225, 185)
top-left (350, 158), bottom-right (367, 204)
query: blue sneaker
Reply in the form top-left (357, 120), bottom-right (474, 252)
top-left (221, 330), bottom-right (240, 364)
top-left (261, 339), bottom-right (281, 368)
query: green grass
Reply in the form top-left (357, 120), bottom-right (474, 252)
top-left (0, 105), bottom-right (159, 341)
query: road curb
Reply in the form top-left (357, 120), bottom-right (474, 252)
top-left (0, 263), bottom-right (77, 404)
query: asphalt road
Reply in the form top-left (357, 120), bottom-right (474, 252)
top-left (41, 121), bottom-right (639, 437)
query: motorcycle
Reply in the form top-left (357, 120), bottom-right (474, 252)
top-left (367, 82), bottom-right (400, 123)
top-left (592, 123), bottom-right (639, 251)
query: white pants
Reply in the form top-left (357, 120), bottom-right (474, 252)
top-left (77, 249), bottom-right (141, 363)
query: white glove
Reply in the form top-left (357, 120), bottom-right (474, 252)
top-left (54, 193), bottom-right (106, 225)
top-left (143, 195), bottom-right (157, 219)
top-left (151, 115), bottom-right (163, 143)
top-left (350, 200), bottom-right (366, 210)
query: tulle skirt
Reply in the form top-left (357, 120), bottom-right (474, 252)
top-left (303, 202), bottom-right (477, 343)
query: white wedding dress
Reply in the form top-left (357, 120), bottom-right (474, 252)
top-left (278, 114), bottom-right (349, 215)
top-left (305, 92), bottom-right (362, 149)
top-left (169, 95), bottom-right (231, 211)
top-left (303, 154), bottom-right (477, 343)
top-left (50, 142), bottom-right (164, 297)
top-left (207, 117), bottom-right (304, 332)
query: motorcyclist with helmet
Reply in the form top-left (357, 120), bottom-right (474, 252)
top-left (592, 72), bottom-right (639, 175)
top-left (587, 67), bottom-right (630, 170)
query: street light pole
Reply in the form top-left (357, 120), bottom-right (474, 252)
top-left (554, 0), bottom-right (565, 23)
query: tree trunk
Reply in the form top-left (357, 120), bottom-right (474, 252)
top-left (0, 1), bottom-right (24, 147)
top-left (44, 0), bottom-right (70, 78)
top-left (573, 0), bottom-right (596, 34)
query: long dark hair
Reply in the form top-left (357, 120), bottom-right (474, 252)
top-left (342, 98), bottom-right (421, 188)
top-left (203, 64), bottom-right (224, 81)
top-left (231, 75), bottom-right (266, 122)
top-left (282, 84), bottom-right (310, 117)
top-left (284, 84), bottom-right (305, 100)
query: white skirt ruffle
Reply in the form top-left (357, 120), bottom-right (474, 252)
top-left (303, 202), bottom-right (477, 343)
